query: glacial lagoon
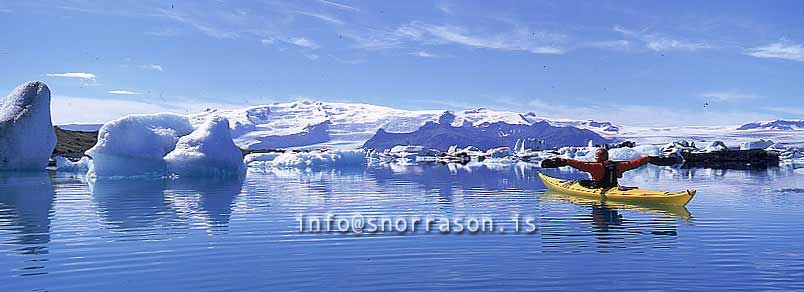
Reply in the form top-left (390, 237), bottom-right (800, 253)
top-left (2, 164), bottom-right (804, 291)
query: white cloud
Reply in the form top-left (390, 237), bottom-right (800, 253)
top-left (294, 11), bottom-right (344, 26)
top-left (405, 22), bottom-right (565, 54)
top-left (287, 37), bottom-right (320, 49)
top-left (139, 64), bottom-right (163, 71)
top-left (318, 0), bottom-right (359, 12)
top-left (107, 90), bottom-right (138, 95)
top-left (51, 95), bottom-right (247, 124)
top-left (157, 8), bottom-right (239, 39)
top-left (586, 40), bottom-right (631, 50)
top-left (346, 21), bottom-right (566, 54)
top-left (746, 41), bottom-right (804, 62)
top-left (614, 26), bottom-right (712, 52)
top-left (410, 51), bottom-right (439, 58)
top-left (263, 37), bottom-right (319, 49)
top-left (145, 28), bottom-right (179, 37)
top-left (329, 55), bottom-right (367, 64)
top-left (45, 72), bottom-right (97, 80)
top-left (0, 8), bottom-right (11, 13)
top-left (762, 106), bottom-right (804, 116)
top-left (436, 3), bottom-right (452, 14)
top-left (700, 91), bottom-right (759, 101)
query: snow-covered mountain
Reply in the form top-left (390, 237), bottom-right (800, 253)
top-left (737, 120), bottom-right (804, 131)
top-left (363, 120), bottom-right (610, 151)
top-left (56, 100), bottom-right (804, 151)
top-left (191, 101), bottom-right (620, 150)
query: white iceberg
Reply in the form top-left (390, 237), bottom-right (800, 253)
top-left (608, 145), bottom-right (661, 161)
top-left (0, 81), bottom-right (56, 170)
top-left (87, 113), bottom-right (194, 177)
top-left (486, 147), bottom-right (511, 158)
top-left (266, 149), bottom-right (366, 168)
top-left (165, 116), bottom-right (246, 177)
top-left (740, 139), bottom-right (774, 150)
top-left (87, 114), bottom-right (244, 178)
top-left (55, 156), bottom-right (90, 172)
top-left (703, 141), bottom-right (728, 152)
top-left (244, 152), bottom-right (282, 166)
top-left (563, 144), bottom-right (660, 162)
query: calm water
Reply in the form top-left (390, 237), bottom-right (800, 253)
top-left (2, 164), bottom-right (804, 291)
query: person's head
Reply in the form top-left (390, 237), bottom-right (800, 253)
top-left (594, 148), bottom-right (609, 162)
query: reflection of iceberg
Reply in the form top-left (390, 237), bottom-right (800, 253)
top-left (366, 163), bottom-right (545, 203)
top-left (90, 178), bottom-right (176, 231)
top-left (90, 176), bottom-right (244, 233)
top-left (0, 172), bottom-right (55, 256)
top-left (167, 176), bottom-right (244, 229)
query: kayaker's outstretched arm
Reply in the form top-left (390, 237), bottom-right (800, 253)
top-left (616, 156), bottom-right (651, 172)
top-left (564, 159), bottom-right (597, 173)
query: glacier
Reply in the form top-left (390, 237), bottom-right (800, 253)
top-left (0, 81), bottom-right (57, 170)
top-left (363, 120), bottom-right (610, 151)
top-left (191, 101), bottom-right (620, 150)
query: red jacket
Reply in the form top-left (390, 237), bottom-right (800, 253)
top-left (565, 157), bottom-right (651, 182)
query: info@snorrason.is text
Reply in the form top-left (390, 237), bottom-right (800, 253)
top-left (297, 213), bottom-right (537, 234)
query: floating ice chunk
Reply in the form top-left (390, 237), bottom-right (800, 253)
top-left (244, 152), bottom-right (281, 165)
top-left (0, 81), bottom-right (56, 170)
top-left (740, 139), bottom-right (774, 150)
top-left (268, 150), bottom-right (366, 168)
top-left (608, 145), bottom-right (660, 161)
top-left (165, 116), bottom-right (246, 177)
top-left (703, 141), bottom-right (728, 152)
top-left (87, 113), bottom-right (194, 177)
top-left (486, 147), bottom-right (511, 158)
top-left (55, 156), bottom-right (90, 172)
top-left (661, 140), bottom-right (697, 153)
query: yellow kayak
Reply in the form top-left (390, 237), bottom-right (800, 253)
top-left (538, 173), bottom-right (696, 206)
top-left (541, 190), bottom-right (693, 220)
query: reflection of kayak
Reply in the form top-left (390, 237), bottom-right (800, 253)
top-left (541, 190), bottom-right (693, 220)
top-left (538, 173), bottom-right (696, 206)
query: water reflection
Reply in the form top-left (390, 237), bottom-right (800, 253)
top-left (590, 204), bottom-right (623, 233)
top-left (0, 172), bottom-right (54, 256)
top-left (167, 177), bottom-right (244, 230)
top-left (366, 164), bottom-right (545, 201)
top-left (0, 172), bottom-right (54, 278)
top-left (90, 178), bottom-right (175, 232)
top-left (89, 176), bottom-right (244, 236)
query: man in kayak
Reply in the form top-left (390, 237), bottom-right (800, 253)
top-left (542, 148), bottom-right (676, 189)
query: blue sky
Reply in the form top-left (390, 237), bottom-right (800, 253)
top-left (1, 0), bottom-right (804, 126)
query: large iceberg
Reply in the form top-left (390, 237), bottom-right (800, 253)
top-left (87, 113), bottom-right (244, 178)
top-left (87, 113), bottom-right (194, 177)
top-left (0, 81), bottom-right (57, 170)
top-left (165, 116), bottom-right (246, 177)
